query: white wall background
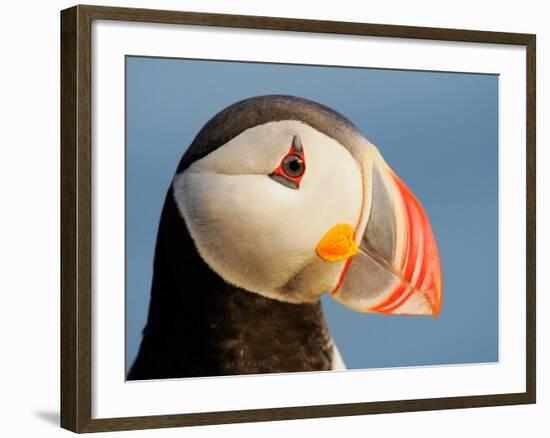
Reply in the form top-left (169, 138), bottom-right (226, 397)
top-left (0, 0), bottom-right (546, 436)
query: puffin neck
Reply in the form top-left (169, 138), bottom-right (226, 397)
top-left (127, 187), bottom-right (334, 380)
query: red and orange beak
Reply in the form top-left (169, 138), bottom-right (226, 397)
top-left (316, 146), bottom-right (442, 317)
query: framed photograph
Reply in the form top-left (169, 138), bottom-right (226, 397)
top-left (60, 4), bottom-right (536, 433)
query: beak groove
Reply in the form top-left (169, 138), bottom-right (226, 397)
top-left (368, 170), bottom-right (442, 316)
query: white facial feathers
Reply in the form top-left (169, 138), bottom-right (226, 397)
top-left (173, 120), bottom-right (364, 303)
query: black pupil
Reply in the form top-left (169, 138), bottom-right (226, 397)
top-left (283, 155), bottom-right (304, 178)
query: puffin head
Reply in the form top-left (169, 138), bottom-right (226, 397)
top-left (173, 95), bottom-right (442, 317)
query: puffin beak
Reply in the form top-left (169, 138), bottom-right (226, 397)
top-left (316, 145), bottom-right (442, 317)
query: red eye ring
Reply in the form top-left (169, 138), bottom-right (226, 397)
top-left (269, 135), bottom-right (306, 189)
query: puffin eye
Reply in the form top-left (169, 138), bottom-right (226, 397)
top-left (269, 135), bottom-right (306, 190)
top-left (282, 155), bottom-right (305, 178)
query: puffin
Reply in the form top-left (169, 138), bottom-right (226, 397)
top-left (127, 95), bottom-right (442, 380)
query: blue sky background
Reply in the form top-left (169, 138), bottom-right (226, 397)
top-left (125, 56), bottom-right (499, 373)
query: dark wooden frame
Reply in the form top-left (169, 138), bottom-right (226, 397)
top-left (61, 4), bottom-right (536, 433)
